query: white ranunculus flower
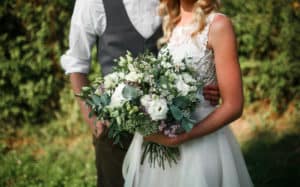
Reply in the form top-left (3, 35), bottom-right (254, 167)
top-left (140, 94), bottom-right (152, 109)
top-left (175, 76), bottom-right (191, 96)
top-left (182, 73), bottom-right (196, 83)
top-left (167, 95), bottom-right (175, 101)
top-left (116, 72), bottom-right (125, 79)
top-left (104, 72), bottom-right (121, 89)
top-left (190, 86), bottom-right (197, 91)
top-left (148, 98), bottom-right (168, 121)
top-left (125, 71), bottom-right (142, 82)
top-left (167, 71), bottom-right (177, 82)
top-left (128, 63), bottom-right (137, 72)
top-left (109, 83), bottom-right (129, 108)
top-left (118, 57), bottom-right (127, 66)
top-left (143, 74), bottom-right (151, 82)
top-left (161, 60), bottom-right (172, 69)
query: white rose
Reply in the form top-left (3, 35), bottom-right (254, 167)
top-left (175, 76), bottom-right (191, 96)
top-left (125, 71), bottom-right (142, 82)
top-left (140, 94), bottom-right (152, 109)
top-left (182, 73), bottom-right (196, 83)
top-left (104, 72), bottom-right (121, 89)
top-left (109, 83), bottom-right (129, 108)
top-left (148, 98), bottom-right (168, 121)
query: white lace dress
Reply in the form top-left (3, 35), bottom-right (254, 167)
top-left (123, 13), bottom-right (253, 187)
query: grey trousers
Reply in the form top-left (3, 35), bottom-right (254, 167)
top-left (93, 131), bottom-right (132, 187)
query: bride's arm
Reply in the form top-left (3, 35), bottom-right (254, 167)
top-left (145, 15), bottom-right (243, 146)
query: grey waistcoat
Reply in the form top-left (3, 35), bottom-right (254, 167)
top-left (99, 0), bottom-right (162, 75)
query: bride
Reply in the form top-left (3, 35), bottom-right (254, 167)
top-left (123, 0), bottom-right (253, 186)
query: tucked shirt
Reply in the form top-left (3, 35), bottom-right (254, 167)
top-left (61, 0), bottom-right (161, 74)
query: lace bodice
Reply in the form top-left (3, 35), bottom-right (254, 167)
top-left (162, 13), bottom-right (218, 86)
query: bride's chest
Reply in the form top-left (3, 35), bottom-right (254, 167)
top-left (162, 26), bottom-right (217, 84)
top-left (167, 26), bottom-right (213, 64)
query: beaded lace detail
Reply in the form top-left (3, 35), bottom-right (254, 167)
top-left (162, 13), bottom-right (217, 86)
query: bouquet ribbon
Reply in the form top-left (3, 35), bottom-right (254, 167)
top-left (122, 132), bottom-right (143, 187)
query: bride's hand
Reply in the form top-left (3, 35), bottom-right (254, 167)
top-left (144, 133), bottom-right (186, 147)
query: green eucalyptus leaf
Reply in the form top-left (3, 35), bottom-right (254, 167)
top-left (86, 99), bottom-right (94, 106)
top-left (100, 93), bottom-right (111, 105)
top-left (170, 105), bottom-right (183, 121)
top-left (181, 117), bottom-right (194, 132)
top-left (91, 95), bottom-right (102, 105)
top-left (122, 85), bottom-right (139, 100)
top-left (88, 111), bottom-right (94, 118)
top-left (173, 96), bottom-right (190, 108)
top-left (159, 76), bottom-right (169, 88)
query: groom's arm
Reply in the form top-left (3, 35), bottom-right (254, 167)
top-left (60, 0), bottom-right (105, 137)
top-left (70, 73), bottom-right (105, 137)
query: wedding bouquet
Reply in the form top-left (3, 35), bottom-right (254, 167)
top-left (78, 48), bottom-right (203, 168)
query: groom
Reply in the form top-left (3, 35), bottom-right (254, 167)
top-left (61, 0), bottom-right (220, 186)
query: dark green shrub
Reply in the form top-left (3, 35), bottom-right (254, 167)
top-left (222, 0), bottom-right (300, 110)
top-left (0, 0), bottom-right (74, 125)
top-left (1, 0), bottom-right (299, 125)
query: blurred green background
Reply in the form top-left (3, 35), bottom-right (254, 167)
top-left (0, 0), bottom-right (299, 186)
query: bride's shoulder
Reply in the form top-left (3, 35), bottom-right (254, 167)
top-left (208, 12), bottom-right (234, 35)
top-left (207, 12), bottom-right (236, 49)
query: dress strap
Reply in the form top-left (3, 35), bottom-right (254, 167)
top-left (204, 12), bottom-right (226, 48)
top-left (206, 12), bottom-right (226, 31)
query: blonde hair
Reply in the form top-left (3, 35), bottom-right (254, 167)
top-left (158, 0), bottom-right (220, 47)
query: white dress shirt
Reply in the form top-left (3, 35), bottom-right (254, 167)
top-left (61, 0), bottom-right (161, 74)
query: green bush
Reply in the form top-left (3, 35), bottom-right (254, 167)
top-left (0, 0), bottom-right (299, 125)
top-left (222, 0), bottom-right (300, 110)
top-left (0, 0), bottom-right (74, 125)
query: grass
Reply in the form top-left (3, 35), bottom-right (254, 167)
top-left (0, 118), bottom-right (96, 187)
top-left (0, 102), bottom-right (299, 187)
top-left (243, 131), bottom-right (299, 187)
top-left (231, 101), bottom-right (300, 187)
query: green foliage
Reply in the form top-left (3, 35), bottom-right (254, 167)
top-left (1, 0), bottom-right (299, 125)
top-left (0, 0), bottom-right (74, 125)
top-left (241, 55), bottom-right (300, 111)
top-left (0, 122), bottom-right (96, 187)
top-left (222, 0), bottom-right (300, 109)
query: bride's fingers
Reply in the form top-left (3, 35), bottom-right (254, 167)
top-left (143, 135), bottom-right (156, 143)
top-left (144, 134), bottom-right (166, 144)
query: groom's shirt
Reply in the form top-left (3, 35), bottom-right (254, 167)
top-left (61, 0), bottom-right (161, 75)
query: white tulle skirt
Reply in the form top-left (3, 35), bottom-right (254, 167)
top-left (123, 103), bottom-right (253, 187)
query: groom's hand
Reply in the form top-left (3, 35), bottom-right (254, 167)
top-left (92, 120), bottom-right (110, 138)
top-left (87, 119), bottom-right (107, 138)
top-left (203, 84), bottom-right (220, 106)
top-left (93, 121), bottom-right (105, 138)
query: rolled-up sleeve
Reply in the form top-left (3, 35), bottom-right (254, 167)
top-left (60, 0), bottom-right (98, 74)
